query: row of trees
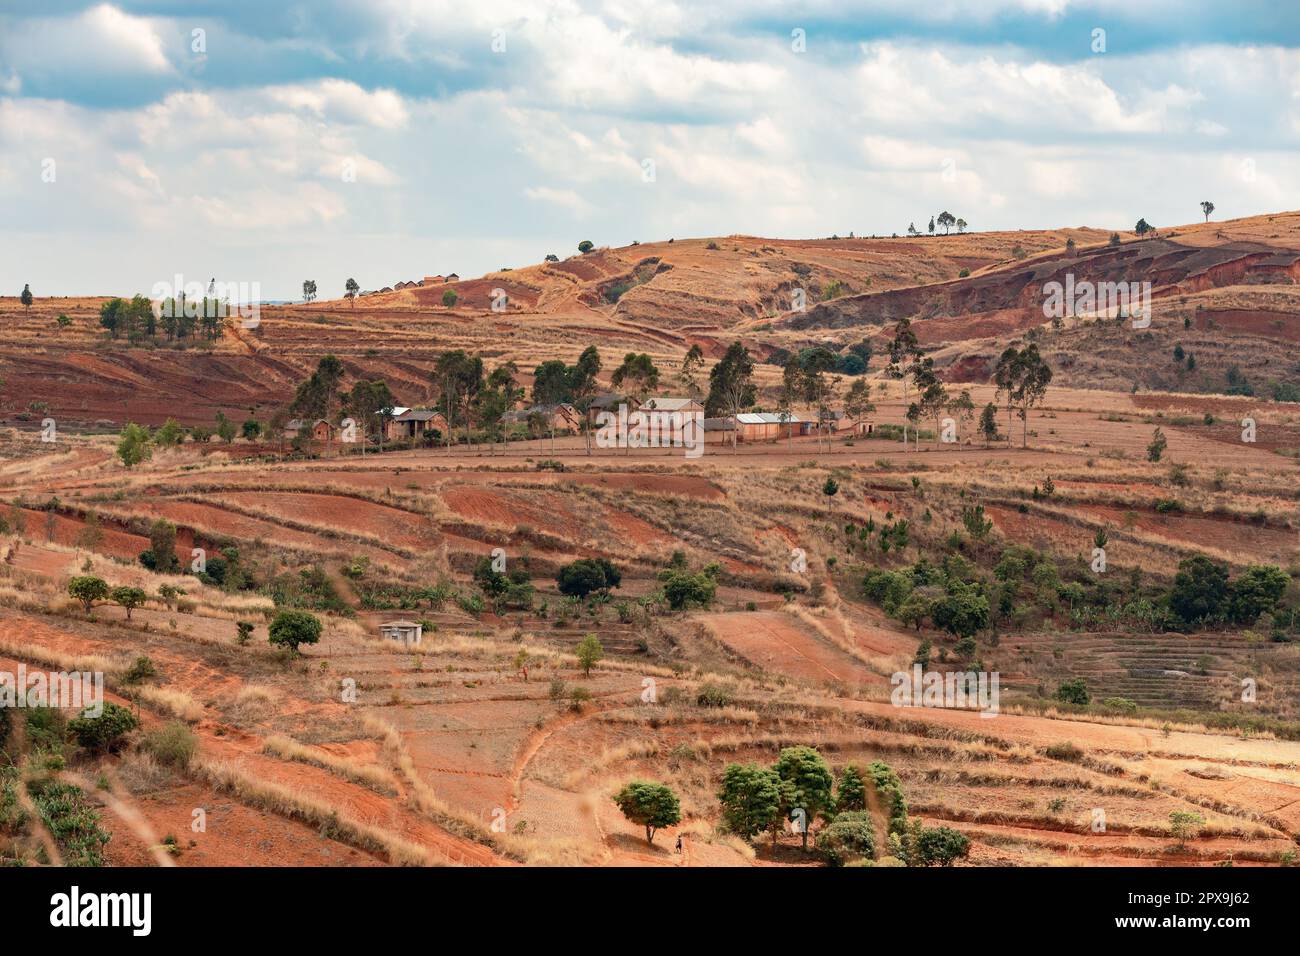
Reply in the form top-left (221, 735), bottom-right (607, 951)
top-left (907, 212), bottom-right (968, 236)
top-left (99, 294), bottom-right (225, 343)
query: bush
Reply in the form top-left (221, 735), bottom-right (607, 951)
top-left (1055, 678), bottom-right (1090, 705)
top-left (68, 703), bottom-right (139, 753)
top-left (817, 813), bottom-right (875, 866)
top-left (556, 558), bottom-right (621, 598)
top-left (143, 721), bottom-right (198, 768)
top-left (121, 656), bottom-right (157, 685)
top-left (695, 682), bottom-right (734, 708)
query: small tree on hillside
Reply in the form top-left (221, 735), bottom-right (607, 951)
top-left (718, 763), bottom-right (785, 844)
top-left (612, 781), bottom-right (681, 844)
top-left (1199, 201), bottom-right (1214, 222)
top-left (1147, 427), bottom-right (1167, 462)
top-left (116, 423), bottom-right (153, 469)
top-left (978, 402), bottom-right (1000, 446)
top-left (68, 576), bottom-right (109, 614)
top-left (836, 765), bottom-right (866, 812)
top-left (345, 277), bottom-right (359, 306)
top-left (774, 746), bottom-right (835, 850)
top-left (109, 586), bottom-right (148, 620)
top-left (21, 284), bottom-right (33, 312)
top-left (575, 633), bottom-right (603, 677)
top-left (442, 288), bottom-right (458, 307)
top-left (268, 609), bottom-right (322, 655)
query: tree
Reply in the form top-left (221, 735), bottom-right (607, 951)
top-left (927, 216), bottom-right (935, 235)
top-left (718, 763), bottom-right (784, 843)
top-left (611, 352), bottom-right (659, 402)
top-left (442, 288), bottom-right (458, 307)
top-left (886, 318), bottom-right (922, 449)
top-left (20, 284), bottom-right (33, 312)
top-left (1169, 811), bottom-right (1204, 847)
top-left (557, 558), bottom-right (621, 598)
top-left (68, 576), bottom-right (109, 614)
top-left (578, 240), bottom-right (594, 253)
top-left (1134, 218), bottom-right (1153, 237)
top-left (680, 343), bottom-right (705, 397)
top-left (931, 582), bottom-right (989, 640)
top-left (109, 586), bottom-right (147, 620)
top-left (955, 218), bottom-right (967, 234)
top-left (912, 358), bottom-right (949, 447)
top-left (431, 350), bottom-right (481, 453)
top-left (575, 633), bottom-right (603, 677)
top-left (290, 355), bottom-right (347, 454)
top-left (1109, 232), bottom-right (1122, 247)
top-left (345, 277), bottom-right (360, 305)
top-left (140, 518), bottom-right (180, 573)
top-left (99, 297), bottom-right (125, 338)
top-left (993, 347), bottom-right (1023, 446)
top-left (774, 746), bottom-right (835, 849)
top-left (948, 389), bottom-right (975, 443)
top-left (215, 411), bottom-right (237, 444)
top-left (612, 781), bottom-right (680, 844)
top-left (836, 765), bottom-right (866, 811)
top-left (1200, 201), bottom-right (1214, 222)
top-left (1228, 565), bottom-right (1288, 624)
top-left (659, 561), bottom-right (717, 610)
top-left (116, 422), bottom-right (153, 469)
top-left (69, 702), bottom-right (138, 753)
top-left (302, 279), bottom-right (317, 303)
top-left (344, 379), bottom-right (396, 448)
top-left (153, 418), bottom-right (184, 447)
top-left (978, 403), bottom-right (1000, 446)
top-left (843, 379), bottom-right (875, 437)
top-left (1169, 555), bottom-right (1230, 628)
top-left (268, 609), bottom-right (322, 654)
top-left (705, 341), bottom-right (756, 420)
top-left (1010, 345), bottom-right (1052, 448)
top-left (241, 419), bottom-right (262, 442)
top-left (936, 211), bottom-right (956, 235)
top-left (1147, 427), bottom-right (1167, 462)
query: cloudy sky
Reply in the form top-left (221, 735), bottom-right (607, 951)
top-left (2, 1), bottom-right (1298, 299)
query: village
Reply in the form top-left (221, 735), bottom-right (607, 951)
top-left (281, 393), bottom-right (874, 453)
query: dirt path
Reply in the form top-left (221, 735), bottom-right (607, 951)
top-left (863, 776), bottom-right (890, 860)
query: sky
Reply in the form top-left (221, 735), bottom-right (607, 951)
top-left (1, 0), bottom-right (1298, 300)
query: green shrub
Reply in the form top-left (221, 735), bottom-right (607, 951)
top-left (68, 703), bottom-right (139, 753)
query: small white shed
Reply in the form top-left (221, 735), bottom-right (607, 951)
top-left (379, 620), bottom-right (423, 645)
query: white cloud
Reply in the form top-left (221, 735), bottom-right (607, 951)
top-left (524, 186), bottom-right (595, 216)
top-left (266, 79), bottom-right (410, 128)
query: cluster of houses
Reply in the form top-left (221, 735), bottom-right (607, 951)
top-left (360, 273), bottom-right (461, 297)
top-left (284, 395), bottom-right (871, 448)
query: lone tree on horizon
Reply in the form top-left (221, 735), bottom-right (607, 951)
top-left (1135, 218), bottom-right (1154, 237)
top-left (20, 284), bottom-right (33, 312)
top-left (345, 277), bottom-right (359, 306)
top-left (302, 279), bottom-right (317, 303)
top-left (1200, 200), bottom-right (1215, 222)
